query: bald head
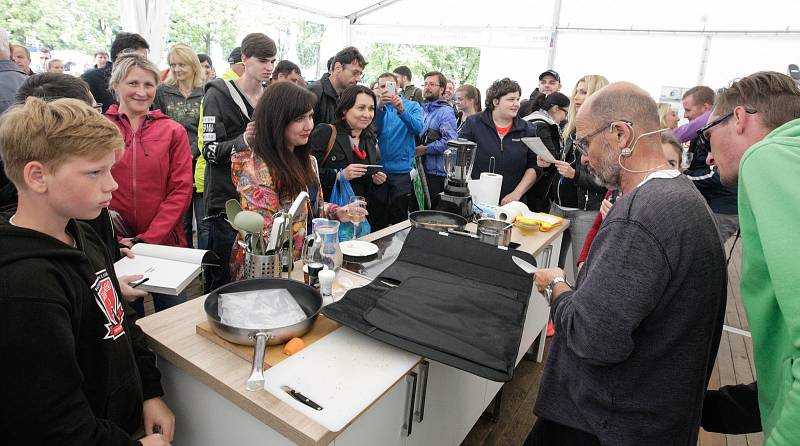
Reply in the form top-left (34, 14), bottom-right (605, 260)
top-left (581, 82), bottom-right (660, 133)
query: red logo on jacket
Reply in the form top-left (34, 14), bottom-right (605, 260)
top-left (92, 269), bottom-right (126, 340)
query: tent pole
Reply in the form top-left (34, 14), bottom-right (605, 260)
top-left (345, 0), bottom-right (405, 24)
top-left (697, 35), bottom-right (712, 85)
top-left (546, 0), bottom-right (563, 69)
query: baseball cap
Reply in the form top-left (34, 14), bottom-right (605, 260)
top-left (539, 70), bottom-right (561, 83)
top-left (227, 47), bottom-right (243, 64)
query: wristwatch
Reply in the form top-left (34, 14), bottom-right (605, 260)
top-left (544, 276), bottom-right (568, 305)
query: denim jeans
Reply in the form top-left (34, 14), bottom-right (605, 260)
top-left (205, 215), bottom-right (237, 293)
top-left (183, 191), bottom-right (209, 249)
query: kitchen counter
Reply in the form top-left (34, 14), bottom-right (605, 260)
top-left (137, 220), bottom-right (569, 446)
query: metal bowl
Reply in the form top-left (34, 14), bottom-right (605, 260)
top-left (476, 218), bottom-right (514, 247)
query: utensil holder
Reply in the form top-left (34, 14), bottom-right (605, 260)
top-left (244, 251), bottom-right (281, 279)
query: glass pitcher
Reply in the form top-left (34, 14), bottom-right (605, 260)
top-left (302, 218), bottom-right (343, 271)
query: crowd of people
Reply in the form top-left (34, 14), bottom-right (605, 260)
top-left (1, 26), bottom-right (799, 446)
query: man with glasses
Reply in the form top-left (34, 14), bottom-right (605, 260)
top-left (415, 71), bottom-right (457, 209)
top-left (309, 46), bottom-right (366, 125)
top-left (527, 82), bottom-right (727, 446)
top-left (674, 85), bottom-right (739, 243)
top-left (699, 71), bottom-right (800, 444)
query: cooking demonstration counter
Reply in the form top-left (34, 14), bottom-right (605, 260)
top-left (137, 220), bottom-right (568, 446)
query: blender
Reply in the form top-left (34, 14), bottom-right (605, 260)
top-left (436, 138), bottom-right (477, 218)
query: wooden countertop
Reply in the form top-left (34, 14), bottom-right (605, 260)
top-left (136, 220), bottom-right (569, 445)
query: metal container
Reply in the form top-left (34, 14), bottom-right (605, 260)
top-left (204, 278), bottom-right (322, 391)
top-left (476, 218), bottom-right (514, 247)
top-left (409, 210), bottom-right (468, 231)
top-left (443, 138), bottom-right (478, 185)
top-left (244, 252), bottom-right (281, 279)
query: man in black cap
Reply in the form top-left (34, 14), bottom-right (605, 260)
top-left (222, 47), bottom-right (244, 81)
top-left (531, 69), bottom-right (562, 99)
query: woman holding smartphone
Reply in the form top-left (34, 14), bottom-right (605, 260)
top-left (309, 85), bottom-right (384, 210)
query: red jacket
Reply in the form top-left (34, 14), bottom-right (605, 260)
top-left (105, 105), bottom-right (193, 247)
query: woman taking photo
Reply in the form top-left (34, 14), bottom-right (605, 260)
top-left (522, 91), bottom-right (570, 212)
top-left (455, 84), bottom-right (481, 130)
top-left (230, 82), bottom-right (358, 280)
top-left (540, 74), bottom-right (608, 270)
top-left (154, 44), bottom-right (207, 249)
top-left (458, 78), bottom-right (538, 206)
top-left (106, 52), bottom-right (193, 313)
top-left (309, 85), bottom-right (384, 201)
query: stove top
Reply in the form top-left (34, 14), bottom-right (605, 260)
top-left (341, 227), bottom-right (410, 279)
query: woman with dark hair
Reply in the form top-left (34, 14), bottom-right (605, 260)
top-left (522, 91), bottom-right (570, 212)
top-left (229, 82), bottom-right (358, 280)
top-left (310, 84), bottom-right (383, 203)
top-left (459, 78), bottom-right (538, 205)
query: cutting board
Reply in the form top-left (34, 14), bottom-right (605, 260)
top-left (263, 326), bottom-right (420, 432)
top-left (196, 315), bottom-right (340, 368)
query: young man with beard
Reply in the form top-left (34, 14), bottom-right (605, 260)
top-left (527, 82), bottom-right (727, 446)
top-left (416, 71), bottom-right (457, 208)
top-left (309, 46), bottom-right (366, 125)
top-left (200, 33), bottom-right (276, 291)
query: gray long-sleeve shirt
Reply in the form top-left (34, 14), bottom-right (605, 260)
top-left (535, 175), bottom-right (727, 445)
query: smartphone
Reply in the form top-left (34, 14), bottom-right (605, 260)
top-left (386, 81), bottom-right (396, 96)
top-left (364, 165), bottom-right (383, 176)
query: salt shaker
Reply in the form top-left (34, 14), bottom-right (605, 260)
top-left (319, 269), bottom-right (335, 305)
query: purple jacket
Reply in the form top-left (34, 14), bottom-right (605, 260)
top-left (672, 111), bottom-right (710, 143)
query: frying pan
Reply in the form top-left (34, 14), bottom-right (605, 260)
top-left (204, 278), bottom-right (322, 391)
top-left (409, 210), bottom-right (467, 231)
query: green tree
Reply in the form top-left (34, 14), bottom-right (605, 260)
top-left (168, 0), bottom-right (238, 55)
top-left (0, 0), bottom-right (120, 52)
top-left (295, 20), bottom-right (325, 69)
top-left (363, 43), bottom-right (481, 87)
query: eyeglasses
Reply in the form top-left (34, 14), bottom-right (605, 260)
top-left (423, 82), bottom-right (443, 88)
top-left (573, 120), bottom-right (633, 156)
top-left (696, 108), bottom-right (757, 146)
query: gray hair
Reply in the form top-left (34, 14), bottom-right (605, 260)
top-left (0, 29), bottom-right (10, 59)
top-left (109, 51), bottom-right (160, 97)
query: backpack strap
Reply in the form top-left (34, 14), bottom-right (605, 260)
top-left (224, 80), bottom-right (251, 120)
top-left (321, 124), bottom-right (337, 164)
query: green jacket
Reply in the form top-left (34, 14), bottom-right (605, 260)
top-left (738, 118), bottom-right (800, 444)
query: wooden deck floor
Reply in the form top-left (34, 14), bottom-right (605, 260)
top-left (461, 237), bottom-right (763, 446)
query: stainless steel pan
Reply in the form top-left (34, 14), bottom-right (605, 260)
top-left (409, 210), bottom-right (467, 231)
top-left (204, 278), bottom-right (322, 391)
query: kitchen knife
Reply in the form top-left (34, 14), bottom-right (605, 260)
top-left (512, 256), bottom-right (538, 275)
top-left (281, 385), bottom-right (323, 411)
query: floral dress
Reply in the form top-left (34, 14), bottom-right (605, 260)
top-left (229, 150), bottom-right (339, 280)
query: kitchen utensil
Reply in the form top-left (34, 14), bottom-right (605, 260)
top-left (288, 191), bottom-right (310, 217)
top-left (512, 255), bottom-right (538, 275)
top-left (266, 214), bottom-right (285, 252)
top-left (340, 240), bottom-right (379, 257)
top-left (225, 199), bottom-right (245, 237)
top-left (204, 278), bottom-right (322, 391)
top-left (234, 211), bottom-right (267, 254)
top-left (282, 191), bottom-right (310, 275)
top-left (409, 210), bottom-right (467, 231)
top-left (476, 218), bottom-right (514, 247)
top-left (439, 138), bottom-right (478, 218)
top-left (302, 218), bottom-right (343, 272)
top-left (280, 385), bottom-right (323, 411)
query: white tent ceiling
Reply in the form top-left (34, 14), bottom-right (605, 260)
top-left (122, 0), bottom-right (800, 101)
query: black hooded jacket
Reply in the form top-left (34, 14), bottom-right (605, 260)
top-left (308, 73), bottom-right (339, 125)
top-left (0, 216), bottom-right (163, 445)
top-left (200, 77), bottom-right (254, 216)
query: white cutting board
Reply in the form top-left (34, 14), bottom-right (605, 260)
top-left (263, 326), bottom-right (420, 432)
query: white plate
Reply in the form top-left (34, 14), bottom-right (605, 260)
top-left (340, 240), bottom-right (379, 257)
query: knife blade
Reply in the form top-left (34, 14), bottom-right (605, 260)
top-left (512, 255), bottom-right (537, 275)
top-left (281, 385), bottom-right (323, 411)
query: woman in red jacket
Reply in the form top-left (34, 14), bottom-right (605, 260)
top-left (106, 52), bottom-right (193, 313)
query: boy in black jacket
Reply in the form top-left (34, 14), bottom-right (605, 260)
top-left (0, 98), bottom-right (172, 446)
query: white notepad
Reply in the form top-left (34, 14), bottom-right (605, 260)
top-left (113, 244), bottom-right (219, 295)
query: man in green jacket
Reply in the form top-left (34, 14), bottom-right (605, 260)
top-left (703, 71), bottom-right (800, 444)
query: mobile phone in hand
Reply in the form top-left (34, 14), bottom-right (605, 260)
top-left (364, 165), bottom-right (383, 176)
top-left (386, 81), bottom-right (396, 96)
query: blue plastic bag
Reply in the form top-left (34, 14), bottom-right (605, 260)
top-left (330, 170), bottom-right (371, 241)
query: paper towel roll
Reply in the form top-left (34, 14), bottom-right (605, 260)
top-left (471, 172), bottom-right (503, 206)
top-left (497, 201), bottom-right (531, 223)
